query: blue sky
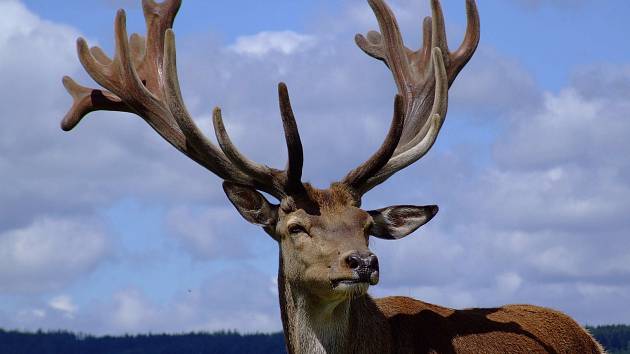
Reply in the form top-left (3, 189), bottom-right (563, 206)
top-left (1, 0), bottom-right (630, 334)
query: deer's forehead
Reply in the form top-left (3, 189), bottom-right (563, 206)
top-left (307, 208), bottom-right (371, 232)
top-left (283, 204), bottom-right (369, 230)
top-left (304, 184), bottom-right (356, 207)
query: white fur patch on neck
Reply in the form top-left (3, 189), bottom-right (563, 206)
top-left (293, 294), bottom-right (350, 354)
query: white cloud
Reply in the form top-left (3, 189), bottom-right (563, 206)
top-left (109, 289), bottom-right (157, 331)
top-left (49, 295), bottom-right (78, 318)
top-left (0, 218), bottom-right (109, 293)
top-left (572, 63), bottom-right (630, 101)
top-left (0, 1), bottom-right (77, 97)
top-left (450, 47), bottom-right (541, 118)
top-left (72, 268), bottom-right (279, 335)
top-left (166, 205), bottom-right (253, 260)
top-left (494, 89), bottom-right (612, 170)
top-left (230, 31), bottom-right (316, 57)
top-left (496, 272), bottom-right (523, 294)
top-left (514, 0), bottom-right (587, 10)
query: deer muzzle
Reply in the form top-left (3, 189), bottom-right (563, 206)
top-left (344, 252), bottom-right (380, 285)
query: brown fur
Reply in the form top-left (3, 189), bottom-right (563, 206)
top-left (279, 282), bottom-right (604, 353)
top-left (270, 186), bottom-right (604, 354)
top-left (296, 183), bottom-right (358, 212)
top-left (374, 296), bottom-right (604, 354)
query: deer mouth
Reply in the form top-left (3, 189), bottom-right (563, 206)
top-left (331, 267), bottom-right (380, 289)
top-left (330, 278), bottom-right (371, 295)
top-left (331, 278), bottom-right (368, 288)
top-left (331, 272), bottom-right (378, 289)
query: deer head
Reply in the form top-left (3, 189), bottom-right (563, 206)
top-left (61, 0), bottom-right (479, 304)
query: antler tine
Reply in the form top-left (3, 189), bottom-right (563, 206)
top-left (212, 108), bottom-right (277, 182)
top-left (161, 30), bottom-right (214, 153)
top-left (129, 34), bottom-right (147, 69)
top-left (162, 29), bottom-right (256, 184)
top-left (430, 0), bottom-right (449, 62)
top-left (211, 83), bottom-right (306, 198)
top-left (61, 76), bottom-right (131, 131)
top-left (342, 95), bottom-right (405, 193)
top-left (278, 83), bottom-right (305, 194)
top-left (341, 0), bottom-right (478, 198)
top-left (449, 0), bottom-right (480, 82)
top-left (356, 0), bottom-right (411, 98)
top-left (114, 10), bottom-right (151, 101)
top-left (138, 0), bottom-right (181, 96)
top-left (416, 17), bottom-right (433, 75)
top-left (366, 48), bottom-right (448, 188)
top-left (90, 47), bottom-right (113, 65)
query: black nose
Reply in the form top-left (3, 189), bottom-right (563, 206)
top-left (345, 253), bottom-right (379, 273)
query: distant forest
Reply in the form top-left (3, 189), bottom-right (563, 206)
top-left (0, 325), bottom-right (628, 354)
top-left (588, 325), bottom-right (630, 354)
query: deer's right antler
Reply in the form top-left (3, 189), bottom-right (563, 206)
top-left (62, 0), bottom-right (303, 200)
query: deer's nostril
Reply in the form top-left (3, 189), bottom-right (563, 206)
top-left (367, 255), bottom-right (379, 271)
top-left (346, 254), bottom-right (362, 270)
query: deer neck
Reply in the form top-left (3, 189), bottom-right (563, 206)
top-left (278, 256), bottom-right (348, 354)
top-left (278, 254), bottom-right (390, 354)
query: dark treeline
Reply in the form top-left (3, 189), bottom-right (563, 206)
top-left (0, 325), bottom-right (629, 354)
top-left (588, 325), bottom-right (630, 354)
top-left (0, 329), bottom-right (286, 354)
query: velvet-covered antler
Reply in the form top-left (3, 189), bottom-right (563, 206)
top-left (61, 0), bottom-right (304, 199)
top-left (342, 0), bottom-right (480, 197)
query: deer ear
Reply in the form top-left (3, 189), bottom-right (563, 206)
top-left (223, 182), bottom-right (278, 228)
top-left (368, 205), bottom-right (438, 240)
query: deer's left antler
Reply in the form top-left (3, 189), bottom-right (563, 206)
top-left (342, 0), bottom-right (480, 197)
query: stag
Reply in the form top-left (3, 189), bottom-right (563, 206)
top-left (61, 0), bottom-right (604, 353)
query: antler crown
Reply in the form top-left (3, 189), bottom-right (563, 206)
top-left (61, 0), bottom-right (479, 203)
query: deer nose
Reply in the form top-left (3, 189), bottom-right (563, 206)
top-left (344, 252), bottom-right (379, 285)
top-left (345, 253), bottom-right (378, 271)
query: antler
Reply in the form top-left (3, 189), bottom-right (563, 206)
top-left (342, 0), bottom-right (480, 197)
top-left (61, 0), bottom-right (304, 200)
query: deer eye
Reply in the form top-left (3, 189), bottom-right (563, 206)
top-left (288, 224), bottom-right (307, 235)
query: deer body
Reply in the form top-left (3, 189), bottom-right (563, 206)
top-left (60, 0), bottom-right (605, 352)
top-left (281, 290), bottom-right (604, 354)
top-left (376, 297), bottom-right (603, 354)
top-left (287, 295), bottom-right (604, 354)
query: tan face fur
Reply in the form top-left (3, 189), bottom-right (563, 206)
top-left (275, 186), bottom-right (377, 300)
top-left (223, 182), bottom-right (438, 302)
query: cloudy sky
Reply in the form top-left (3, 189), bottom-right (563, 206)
top-left (1, 0), bottom-right (630, 335)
